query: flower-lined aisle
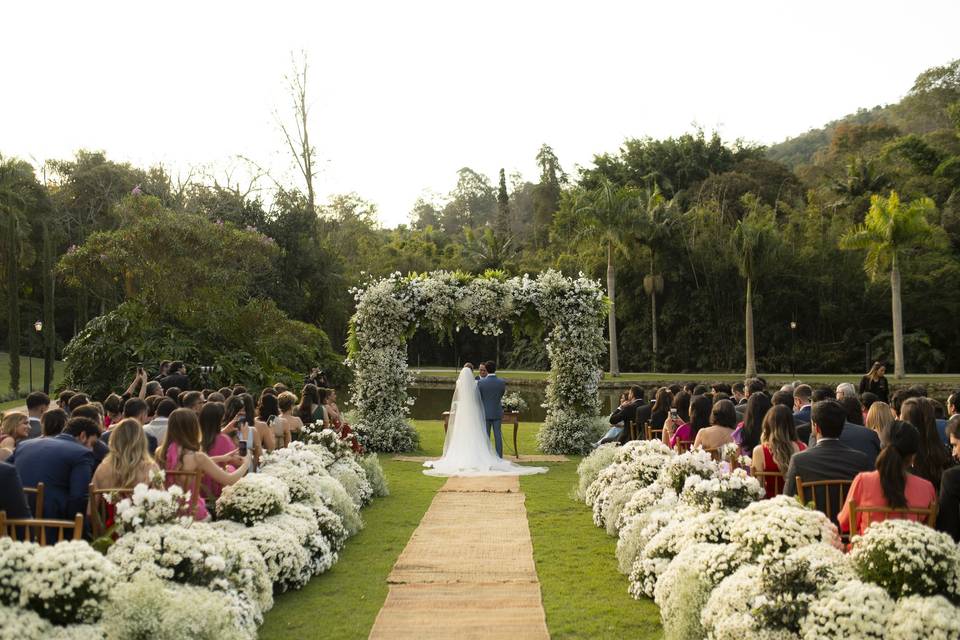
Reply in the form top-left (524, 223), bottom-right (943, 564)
top-left (576, 441), bottom-right (960, 640)
top-left (0, 425), bottom-right (389, 640)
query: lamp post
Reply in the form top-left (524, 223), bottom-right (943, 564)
top-left (789, 321), bottom-right (797, 375)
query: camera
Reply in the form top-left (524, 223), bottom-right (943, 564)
top-left (199, 365), bottom-right (214, 374)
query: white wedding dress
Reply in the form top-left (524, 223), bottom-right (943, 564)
top-left (423, 367), bottom-right (548, 477)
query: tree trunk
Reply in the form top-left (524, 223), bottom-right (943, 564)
top-left (650, 254), bottom-right (658, 373)
top-left (744, 276), bottom-right (756, 378)
top-left (891, 255), bottom-right (905, 378)
top-left (7, 218), bottom-right (20, 393)
top-left (607, 240), bottom-right (620, 376)
top-left (42, 221), bottom-right (55, 394)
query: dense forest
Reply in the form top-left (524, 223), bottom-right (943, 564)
top-left (2, 59), bottom-right (960, 396)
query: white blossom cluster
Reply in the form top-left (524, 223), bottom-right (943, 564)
top-left (679, 468), bottom-right (765, 512)
top-left (729, 496), bottom-right (841, 561)
top-left (110, 482), bottom-right (193, 532)
top-left (798, 580), bottom-right (893, 640)
top-left (347, 270), bottom-right (607, 454)
top-left (215, 474), bottom-right (290, 525)
top-left (299, 423), bottom-right (354, 460)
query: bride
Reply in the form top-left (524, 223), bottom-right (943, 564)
top-left (423, 366), bottom-right (548, 477)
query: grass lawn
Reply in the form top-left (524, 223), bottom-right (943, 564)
top-left (0, 352), bottom-right (66, 412)
top-left (261, 420), bottom-right (662, 639)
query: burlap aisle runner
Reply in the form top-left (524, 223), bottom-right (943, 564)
top-left (368, 475), bottom-right (550, 639)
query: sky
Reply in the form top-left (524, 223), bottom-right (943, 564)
top-left (2, 1), bottom-right (959, 227)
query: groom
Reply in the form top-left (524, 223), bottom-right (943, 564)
top-left (477, 361), bottom-right (506, 458)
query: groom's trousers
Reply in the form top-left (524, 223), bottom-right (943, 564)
top-left (486, 419), bottom-right (503, 458)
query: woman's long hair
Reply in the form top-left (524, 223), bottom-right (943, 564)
top-left (900, 397), bottom-right (949, 487)
top-left (688, 395), bottom-right (713, 440)
top-left (105, 419), bottom-right (152, 488)
top-left (741, 393), bottom-right (772, 453)
top-left (866, 361), bottom-right (885, 382)
top-left (865, 402), bottom-right (895, 441)
top-left (155, 408), bottom-right (202, 469)
top-left (651, 387), bottom-right (673, 416)
top-left (672, 391), bottom-right (691, 423)
top-left (199, 402), bottom-right (225, 452)
top-left (761, 405), bottom-right (797, 471)
top-left (709, 399), bottom-right (737, 429)
top-left (1, 412), bottom-right (26, 439)
top-left (257, 393), bottom-right (280, 422)
top-left (876, 420), bottom-right (921, 509)
top-left (298, 384), bottom-right (320, 421)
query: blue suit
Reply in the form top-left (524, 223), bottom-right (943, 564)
top-left (793, 405), bottom-right (811, 426)
top-left (9, 433), bottom-right (94, 520)
top-left (477, 374), bottom-right (506, 458)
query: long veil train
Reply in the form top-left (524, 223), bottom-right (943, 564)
top-left (423, 367), bottom-right (548, 477)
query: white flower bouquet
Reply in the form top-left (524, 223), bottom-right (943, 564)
top-left (659, 448), bottom-right (719, 493)
top-left (615, 481), bottom-right (678, 531)
top-left (799, 579), bottom-right (893, 640)
top-left (0, 604), bottom-right (54, 638)
top-left (309, 475), bottom-right (363, 537)
top-left (212, 520), bottom-right (312, 592)
top-left (260, 441), bottom-right (331, 477)
top-left (849, 518), bottom-right (960, 601)
top-left (216, 474), bottom-right (290, 525)
top-left (111, 482), bottom-right (192, 532)
top-left (328, 457), bottom-right (374, 508)
top-left (0, 537), bottom-right (33, 606)
top-left (501, 392), bottom-right (528, 413)
top-left (730, 495), bottom-right (840, 561)
top-left (628, 506), bottom-right (701, 598)
top-left (886, 595), bottom-right (960, 640)
top-left (679, 468), bottom-right (764, 512)
top-left (19, 540), bottom-right (118, 625)
top-left (615, 497), bottom-right (677, 574)
top-left (301, 424), bottom-right (355, 460)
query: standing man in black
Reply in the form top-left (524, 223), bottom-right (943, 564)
top-left (160, 361), bottom-right (190, 391)
top-left (613, 386), bottom-right (650, 444)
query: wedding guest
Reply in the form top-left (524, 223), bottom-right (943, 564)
top-left (145, 398), bottom-right (177, 443)
top-left (0, 412), bottom-right (30, 460)
top-left (607, 386), bottom-right (645, 444)
top-left (693, 399), bottom-right (738, 450)
top-left (946, 416), bottom-right (960, 462)
top-left (296, 384), bottom-right (326, 426)
top-left (771, 390), bottom-right (794, 409)
top-left (25, 391), bottom-right (49, 439)
top-left (103, 394), bottom-right (124, 430)
top-left (57, 390), bottom-right (76, 414)
top-left (206, 392), bottom-right (225, 404)
top-left (160, 361), bottom-right (190, 391)
top-left (839, 421), bottom-right (936, 536)
top-left (938, 442), bottom-right (960, 541)
top-left (860, 392), bottom-right (879, 414)
top-left (858, 362), bottom-right (890, 402)
top-left (156, 408), bottom-right (249, 520)
top-left (199, 402), bottom-right (237, 498)
top-left (784, 401), bottom-right (872, 497)
top-left (672, 391), bottom-right (691, 424)
top-left (144, 380), bottom-right (163, 397)
top-left (276, 391), bottom-right (304, 442)
top-left (900, 397), bottom-right (952, 491)
top-left (733, 392), bottom-right (771, 456)
top-left (731, 382), bottom-right (746, 406)
top-left (321, 388), bottom-right (363, 452)
top-left (9, 416), bottom-right (98, 519)
top-left (840, 396), bottom-right (865, 426)
top-left (890, 387), bottom-right (921, 417)
top-left (258, 392), bottom-right (288, 448)
top-left (218, 387), bottom-right (234, 402)
top-left (181, 391), bottom-right (203, 413)
top-left (663, 394), bottom-right (711, 449)
top-left (649, 388), bottom-right (673, 431)
top-left (865, 401), bottom-right (895, 443)
top-left (67, 393), bottom-right (89, 413)
top-left (41, 408), bottom-right (68, 437)
top-left (751, 405), bottom-right (806, 498)
top-left (0, 461), bottom-right (31, 518)
top-left (92, 419), bottom-right (161, 490)
top-left (224, 394), bottom-right (269, 460)
top-left (323, 388), bottom-right (347, 426)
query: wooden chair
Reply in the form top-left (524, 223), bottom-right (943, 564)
top-left (23, 482), bottom-right (44, 517)
top-left (626, 418), bottom-right (637, 441)
top-left (848, 499), bottom-right (938, 536)
top-left (644, 422), bottom-right (663, 441)
top-left (163, 470), bottom-right (202, 518)
top-left (87, 485), bottom-right (134, 538)
top-left (703, 446), bottom-right (723, 462)
top-left (751, 470), bottom-right (786, 497)
top-left (795, 477), bottom-right (853, 523)
top-left (0, 510), bottom-right (83, 545)
top-left (674, 439), bottom-right (694, 453)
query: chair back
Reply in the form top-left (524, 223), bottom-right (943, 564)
top-left (848, 499), bottom-right (938, 536)
top-left (703, 446), bottom-right (723, 462)
top-left (626, 418), bottom-right (637, 441)
top-left (752, 470), bottom-right (786, 496)
top-left (164, 470), bottom-right (202, 518)
top-left (674, 439), bottom-right (694, 453)
top-left (795, 477), bottom-right (853, 524)
top-left (0, 511), bottom-right (84, 545)
top-left (644, 422), bottom-right (663, 441)
top-left (87, 484), bottom-right (134, 538)
top-left (23, 482), bottom-right (44, 517)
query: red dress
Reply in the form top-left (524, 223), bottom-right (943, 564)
top-left (760, 442), bottom-right (807, 498)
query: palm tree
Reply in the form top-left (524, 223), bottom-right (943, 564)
top-left (634, 186), bottom-right (678, 372)
top-left (565, 178), bottom-right (638, 376)
top-left (840, 191), bottom-right (942, 378)
top-left (731, 196), bottom-right (779, 378)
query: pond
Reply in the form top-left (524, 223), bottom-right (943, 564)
top-left (340, 383), bottom-right (623, 422)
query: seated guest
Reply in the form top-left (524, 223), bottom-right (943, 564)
top-left (0, 461), bottom-right (32, 518)
top-left (752, 405), bottom-right (806, 498)
top-left (181, 391), bottom-right (203, 414)
top-left (608, 386), bottom-right (648, 445)
top-left (860, 392), bottom-right (879, 414)
top-left (671, 391), bottom-right (691, 424)
top-left (8, 416), bottom-right (98, 519)
top-left (597, 392), bottom-right (631, 445)
top-left (731, 382), bottom-right (746, 406)
top-left (865, 401), bottom-right (895, 443)
top-left (0, 412), bottom-right (30, 461)
top-left (101, 398), bottom-right (158, 455)
top-left (259, 392), bottom-right (288, 449)
top-left (733, 393), bottom-right (771, 456)
top-left (145, 398), bottom-right (178, 443)
top-left (103, 393), bottom-right (125, 430)
top-left (57, 390), bottom-right (76, 414)
top-left (771, 390), bottom-right (793, 409)
top-left (813, 400), bottom-right (881, 467)
top-left (938, 461), bottom-right (960, 541)
top-left (276, 391), bottom-right (304, 442)
top-left (890, 387), bottom-right (921, 418)
top-left (144, 380), bottom-right (164, 397)
top-left (784, 400), bottom-right (872, 498)
top-left (156, 408), bottom-right (249, 521)
top-left (218, 387), bottom-right (234, 402)
top-left (693, 399), bottom-right (738, 451)
top-left (900, 397), bottom-right (953, 492)
top-left (663, 394), bottom-right (711, 449)
top-left (932, 399), bottom-right (948, 445)
top-left (70, 404), bottom-right (110, 470)
top-left (25, 391), bottom-right (49, 439)
top-left (67, 393), bottom-right (89, 414)
top-left (840, 396), bottom-right (865, 426)
top-left (296, 384), bottom-right (326, 426)
top-left (165, 387), bottom-right (182, 403)
top-left (812, 387), bottom-right (835, 402)
top-left (92, 419), bottom-right (161, 490)
top-left (839, 421), bottom-right (937, 536)
top-left (792, 384), bottom-right (813, 427)
top-left (41, 408), bottom-right (68, 437)
top-left (836, 382), bottom-right (857, 401)
top-left (946, 416), bottom-right (960, 463)
top-left (321, 387), bottom-right (362, 453)
top-left (199, 402), bottom-right (237, 499)
top-left (206, 391), bottom-right (225, 403)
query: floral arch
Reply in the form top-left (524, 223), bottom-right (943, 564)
top-left (346, 269), bottom-right (609, 454)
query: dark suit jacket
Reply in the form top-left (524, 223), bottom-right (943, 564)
top-left (793, 405), bottom-right (811, 426)
top-left (101, 428), bottom-right (158, 455)
top-left (0, 462), bottom-right (32, 519)
top-left (9, 433), bottom-right (94, 520)
top-left (615, 402), bottom-right (653, 444)
top-left (160, 373), bottom-right (190, 391)
top-left (937, 465), bottom-right (960, 542)
top-left (837, 422), bottom-right (881, 468)
top-left (783, 438), bottom-right (873, 498)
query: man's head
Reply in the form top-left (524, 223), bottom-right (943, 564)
top-left (181, 391), bottom-right (203, 413)
top-left (946, 415), bottom-right (960, 461)
top-left (41, 408), bottom-right (68, 436)
top-left (155, 398), bottom-right (178, 420)
top-left (70, 404), bottom-right (103, 431)
top-left (771, 390), bottom-right (794, 409)
top-left (165, 387), bottom-right (181, 402)
top-left (948, 391), bottom-right (960, 417)
top-left (64, 416), bottom-right (100, 448)
top-left (169, 361), bottom-right (185, 375)
top-left (811, 386), bottom-right (835, 403)
top-left (811, 400), bottom-right (847, 439)
top-left (836, 382), bottom-right (857, 400)
top-left (123, 397), bottom-right (149, 424)
top-left (57, 390), bottom-right (75, 411)
top-left (67, 393), bottom-right (89, 413)
top-left (25, 391), bottom-right (49, 417)
top-left (793, 384), bottom-right (812, 410)
top-left (484, 361), bottom-right (496, 375)
top-left (746, 378), bottom-right (765, 396)
top-left (158, 360), bottom-right (171, 376)
top-left (478, 363), bottom-right (488, 378)
top-left (628, 385), bottom-right (643, 402)
top-left (732, 382), bottom-right (745, 401)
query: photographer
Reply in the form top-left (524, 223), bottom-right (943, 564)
top-left (160, 361), bottom-right (190, 391)
top-left (305, 367), bottom-right (329, 388)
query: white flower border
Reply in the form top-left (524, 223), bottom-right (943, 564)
top-left (347, 269), bottom-right (608, 453)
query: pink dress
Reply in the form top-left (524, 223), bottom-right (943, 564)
top-left (164, 443), bottom-right (209, 520)
top-left (669, 423), bottom-right (692, 448)
top-left (838, 470), bottom-right (936, 535)
top-left (203, 434), bottom-right (235, 499)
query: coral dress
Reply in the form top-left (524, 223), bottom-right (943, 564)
top-left (838, 470), bottom-right (936, 535)
top-left (164, 443), bottom-right (209, 520)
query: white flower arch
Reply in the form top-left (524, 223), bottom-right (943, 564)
top-left (346, 269), bottom-right (608, 453)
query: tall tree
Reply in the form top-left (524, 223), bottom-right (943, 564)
top-left (731, 196), bottom-right (779, 378)
top-left (533, 144), bottom-right (565, 248)
top-left (496, 168), bottom-right (511, 238)
top-left (277, 51), bottom-right (318, 216)
top-left (634, 186), bottom-right (678, 371)
top-left (840, 191), bottom-right (943, 377)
